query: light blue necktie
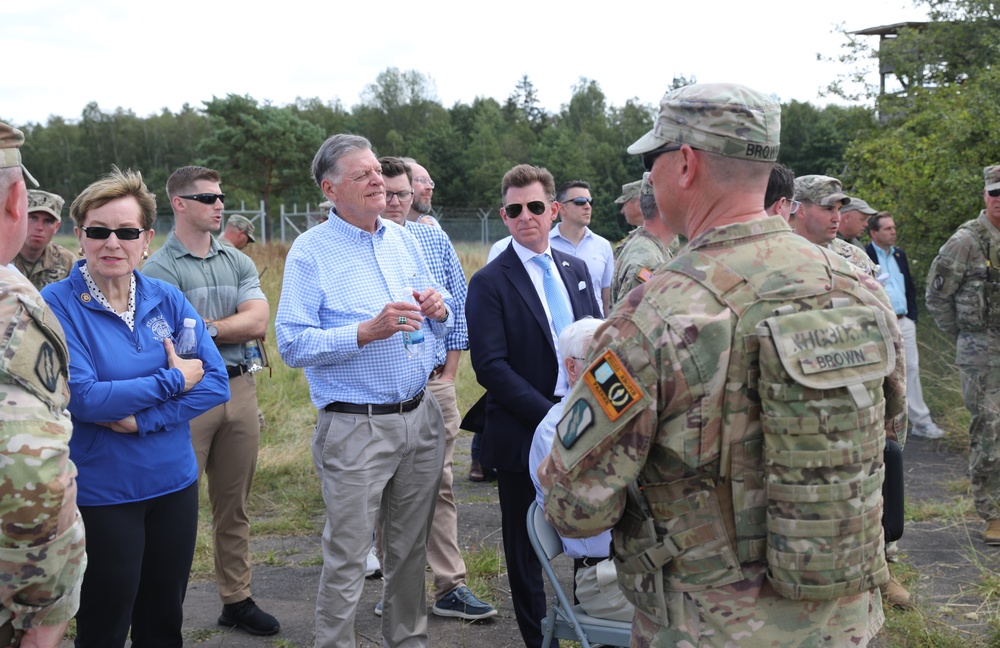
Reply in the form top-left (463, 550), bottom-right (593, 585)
top-left (531, 254), bottom-right (573, 335)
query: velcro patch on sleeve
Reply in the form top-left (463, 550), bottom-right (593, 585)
top-left (557, 399), bottom-right (594, 449)
top-left (583, 349), bottom-right (643, 422)
top-left (637, 267), bottom-right (653, 283)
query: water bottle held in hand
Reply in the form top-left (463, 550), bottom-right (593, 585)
top-left (244, 339), bottom-right (264, 373)
top-left (175, 318), bottom-right (198, 360)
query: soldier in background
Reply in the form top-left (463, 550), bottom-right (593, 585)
top-left (540, 83), bottom-right (903, 646)
top-left (792, 175), bottom-right (880, 277)
top-left (609, 173), bottom-right (677, 309)
top-left (0, 122), bottom-right (86, 648)
top-left (13, 189), bottom-right (76, 290)
top-left (839, 197), bottom-right (877, 249)
top-left (926, 164), bottom-right (1000, 545)
top-left (612, 179), bottom-right (643, 260)
top-left (764, 162), bottom-right (796, 219)
top-left (221, 214), bottom-right (256, 250)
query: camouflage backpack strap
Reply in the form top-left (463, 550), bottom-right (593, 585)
top-left (958, 219), bottom-right (1000, 328)
top-left (960, 218), bottom-right (1000, 268)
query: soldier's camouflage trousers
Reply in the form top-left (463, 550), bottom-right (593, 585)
top-left (960, 365), bottom-right (1000, 521)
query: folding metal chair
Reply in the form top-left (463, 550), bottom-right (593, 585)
top-left (526, 501), bottom-right (632, 648)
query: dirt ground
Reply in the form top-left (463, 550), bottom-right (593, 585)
top-left (63, 432), bottom-right (1000, 647)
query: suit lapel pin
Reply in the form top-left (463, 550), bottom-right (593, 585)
top-left (578, 280), bottom-right (586, 291)
top-left (562, 261), bottom-right (570, 267)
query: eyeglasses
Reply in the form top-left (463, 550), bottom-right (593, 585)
top-left (179, 193), bottom-right (226, 205)
top-left (82, 226), bottom-right (146, 240)
top-left (563, 197), bottom-right (593, 206)
top-left (789, 200), bottom-right (801, 215)
top-left (989, 189), bottom-right (1000, 198)
top-left (385, 190), bottom-right (414, 202)
top-left (641, 144), bottom-right (683, 172)
top-left (413, 177), bottom-right (435, 188)
top-left (504, 201), bottom-right (547, 218)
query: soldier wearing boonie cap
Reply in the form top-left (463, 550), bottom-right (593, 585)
top-left (221, 213), bottom-right (256, 250)
top-left (540, 84), bottom-right (902, 646)
top-left (0, 121), bottom-right (86, 648)
top-left (927, 163), bottom-right (1000, 545)
top-left (15, 189), bottom-right (78, 290)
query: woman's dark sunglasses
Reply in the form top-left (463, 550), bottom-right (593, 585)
top-left (82, 227), bottom-right (146, 241)
top-left (504, 201), bottom-right (547, 218)
top-left (179, 193), bottom-right (226, 205)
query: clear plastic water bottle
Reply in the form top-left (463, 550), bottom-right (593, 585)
top-left (398, 285), bottom-right (424, 358)
top-left (175, 318), bottom-right (198, 360)
top-left (244, 339), bottom-right (264, 373)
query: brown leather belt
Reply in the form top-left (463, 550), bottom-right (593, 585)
top-left (324, 390), bottom-right (425, 416)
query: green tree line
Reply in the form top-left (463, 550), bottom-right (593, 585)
top-left (7, 70), bottom-right (868, 244)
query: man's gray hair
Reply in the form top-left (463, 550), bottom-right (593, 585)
top-left (557, 317), bottom-right (604, 363)
top-left (312, 134), bottom-right (372, 187)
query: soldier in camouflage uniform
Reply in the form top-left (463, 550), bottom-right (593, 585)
top-left (538, 84), bottom-right (905, 647)
top-left (926, 165), bottom-right (1000, 544)
top-left (0, 122), bottom-right (86, 648)
top-left (13, 190), bottom-right (77, 291)
top-left (609, 173), bottom-right (678, 309)
top-left (613, 179), bottom-right (644, 260)
top-left (793, 175), bottom-right (880, 277)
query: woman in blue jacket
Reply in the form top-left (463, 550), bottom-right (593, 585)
top-left (42, 167), bottom-right (229, 648)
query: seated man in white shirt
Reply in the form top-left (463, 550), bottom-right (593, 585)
top-left (528, 316), bottom-right (634, 623)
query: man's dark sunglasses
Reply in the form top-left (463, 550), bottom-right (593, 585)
top-left (504, 201), bottom-right (547, 218)
top-left (989, 189), bottom-right (1000, 198)
top-left (179, 193), bottom-right (226, 205)
top-left (641, 144), bottom-right (683, 172)
top-left (564, 197), bottom-right (593, 206)
top-left (82, 226), bottom-right (146, 241)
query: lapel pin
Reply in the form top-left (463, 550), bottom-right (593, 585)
top-left (578, 281), bottom-right (586, 291)
top-left (562, 261), bottom-right (570, 267)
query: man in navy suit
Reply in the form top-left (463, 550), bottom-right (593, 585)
top-left (467, 164), bottom-right (601, 648)
top-left (866, 211), bottom-right (944, 440)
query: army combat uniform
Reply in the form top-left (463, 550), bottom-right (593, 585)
top-left (609, 227), bottom-right (673, 308)
top-left (540, 216), bottom-right (905, 647)
top-left (13, 242), bottom-right (77, 292)
top-left (0, 267), bottom-right (86, 639)
top-left (926, 210), bottom-right (1000, 522)
top-left (828, 237), bottom-right (879, 278)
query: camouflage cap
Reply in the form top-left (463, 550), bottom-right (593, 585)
top-left (27, 190), bottom-right (65, 221)
top-left (0, 122), bottom-right (38, 187)
top-left (615, 179), bottom-right (642, 204)
top-left (793, 175), bottom-right (850, 207)
top-left (984, 165), bottom-right (1000, 192)
top-left (226, 214), bottom-right (256, 242)
top-left (840, 196), bottom-right (876, 215)
top-left (640, 172), bottom-right (653, 196)
top-left (627, 83), bottom-right (780, 162)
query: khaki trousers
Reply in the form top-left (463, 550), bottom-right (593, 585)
top-left (191, 371), bottom-right (260, 604)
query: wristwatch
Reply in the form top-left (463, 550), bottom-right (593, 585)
top-left (206, 322), bottom-right (219, 340)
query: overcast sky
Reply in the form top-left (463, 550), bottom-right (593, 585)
top-left (3, 0), bottom-right (929, 126)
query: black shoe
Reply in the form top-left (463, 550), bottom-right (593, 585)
top-left (218, 597), bottom-right (280, 636)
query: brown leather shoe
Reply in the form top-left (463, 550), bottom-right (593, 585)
top-left (879, 576), bottom-right (914, 609)
top-left (984, 520), bottom-right (1000, 545)
top-left (469, 460), bottom-right (486, 482)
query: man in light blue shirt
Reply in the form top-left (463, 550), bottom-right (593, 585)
top-left (528, 317), bottom-right (634, 623)
top-left (276, 134), bottom-right (454, 648)
top-left (549, 180), bottom-right (614, 315)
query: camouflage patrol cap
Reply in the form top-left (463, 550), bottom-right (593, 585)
top-left (615, 180), bottom-right (642, 204)
top-left (0, 122), bottom-right (38, 187)
top-left (627, 83), bottom-right (780, 162)
top-left (840, 196), bottom-right (876, 215)
top-left (640, 172), bottom-right (653, 196)
top-left (793, 175), bottom-right (850, 207)
top-left (226, 214), bottom-right (256, 242)
top-left (984, 165), bottom-right (1000, 192)
top-left (27, 190), bottom-right (65, 221)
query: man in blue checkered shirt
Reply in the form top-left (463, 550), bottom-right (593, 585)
top-left (275, 134), bottom-right (454, 648)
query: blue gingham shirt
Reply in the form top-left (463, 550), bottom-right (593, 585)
top-left (276, 214), bottom-right (453, 408)
top-left (403, 221), bottom-right (469, 365)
